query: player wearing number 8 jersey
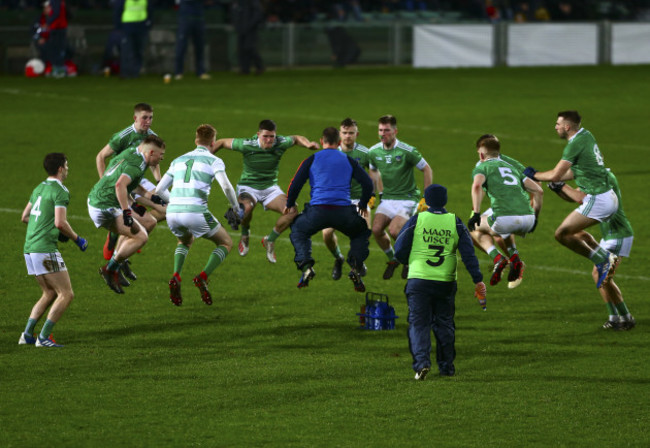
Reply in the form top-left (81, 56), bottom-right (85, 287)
top-left (155, 124), bottom-right (241, 306)
top-left (523, 111), bottom-right (620, 289)
top-left (469, 135), bottom-right (543, 288)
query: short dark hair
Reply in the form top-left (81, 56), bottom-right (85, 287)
top-left (196, 124), bottom-right (216, 145)
top-left (322, 127), bottom-right (341, 145)
top-left (43, 153), bottom-right (67, 176)
top-left (143, 135), bottom-right (165, 149)
top-left (557, 110), bottom-right (581, 129)
top-left (476, 134), bottom-right (500, 153)
top-left (340, 117), bottom-right (357, 128)
top-left (134, 103), bottom-right (153, 113)
top-left (258, 119), bottom-right (277, 132)
top-left (378, 115), bottom-right (397, 127)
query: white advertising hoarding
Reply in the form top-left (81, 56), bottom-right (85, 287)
top-left (413, 25), bottom-right (493, 68)
top-left (612, 24), bottom-right (650, 65)
top-left (507, 24), bottom-right (598, 66)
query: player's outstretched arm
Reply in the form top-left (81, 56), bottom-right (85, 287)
top-left (420, 163), bottom-right (433, 189)
top-left (96, 144), bottom-right (115, 178)
top-left (291, 135), bottom-right (319, 151)
top-left (214, 170), bottom-right (239, 209)
top-left (211, 138), bottom-right (234, 154)
top-left (529, 159), bottom-right (572, 183)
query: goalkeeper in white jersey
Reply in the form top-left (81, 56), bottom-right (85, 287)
top-left (155, 124), bottom-right (243, 307)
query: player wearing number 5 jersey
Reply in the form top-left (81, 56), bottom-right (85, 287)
top-left (523, 111), bottom-right (620, 289)
top-left (155, 124), bottom-right (241, 306)
top-left (469, 135), bottom-right (543, 288)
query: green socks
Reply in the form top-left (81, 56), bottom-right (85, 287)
top-left (174, 244), bottom-right (190, 275)
top-left (39, 319), bottom-right (55, 339)
top-left (267, 228), bottom-right (281, 243)
top-left (203, 246), bottom-right (228, 277)
top-left (24, 318), bottom-right (38, 336)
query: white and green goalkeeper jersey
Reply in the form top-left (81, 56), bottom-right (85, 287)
top-left (368, 139), bottom-right (425, 201)
top-left (24, 178), bottom-right (69, 253)
top-left (472, 157), bottom-right (533, 218)
top-left (159, 146), bottom-right (227, 213)
top-left (562, 128), bottom-right (610, 195)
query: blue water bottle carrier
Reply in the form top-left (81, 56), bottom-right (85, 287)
top-left (357, 292), bottom-right (398, 330)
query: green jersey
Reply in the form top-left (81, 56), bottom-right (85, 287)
top-left (231, 135), bottom-right (295, 190)
top-left (472, 157), bottom-right (533, 217)
top-left (408, 212), bottom-right (459, 282)
top-left (24, 179), bottom-right (69, 253)
top-left (500, 154), bottom-right (526, 174)
top-left (108, 124), bottom-right (157, 156)
top-left (600, 171), bottom-right (633, 240)
top-left (561, 128), bottom-right (610, 195)
top-left (88, 149), bottom-right (147, 209)
top-left (339, 142), bottom-right (370, 200)
top-left (368, 139), bottom-right (424, 200)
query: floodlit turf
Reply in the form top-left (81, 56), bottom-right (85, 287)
top-left (1, 66), bottom-right (648, 447)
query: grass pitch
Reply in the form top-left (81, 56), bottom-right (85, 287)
top-left (1, 66), bottom-right (649, 447)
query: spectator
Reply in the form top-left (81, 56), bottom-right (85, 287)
top-left (232, 0), bottom-right (264, 75)
top-left (115, 0), bottom-right (154, 79)
top-left (174, 0), bottom-right (210, 80)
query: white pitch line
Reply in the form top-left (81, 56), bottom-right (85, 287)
top-left (3, 207), bottom-right (648, 282)
top-left (1, 88), bottom-right (647, 151)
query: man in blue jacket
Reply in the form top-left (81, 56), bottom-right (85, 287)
top-left (284, 127), bottom-right (373, 292)
top-left (394, 184), bottom-right (486, 380)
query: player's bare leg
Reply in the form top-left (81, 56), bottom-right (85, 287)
top-left (237, 193), bottom-right (255, 256)
top-left (591, 262), bottom-right (634, 330)
top-left (27, 272), bottom-right (74, 347)
top-left (261, 194), bottom-right (296, 263)
top-left (555, 211), bottom-right (601, 259)
top-left (323, 227), bottom-right (345, 280)
top-left (372, 213), bottom-right (398, 279)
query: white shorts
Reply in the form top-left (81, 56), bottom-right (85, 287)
top-left (376, 199), bottom-right (417, 220)
top-left (167, 211), bottom-right (221, 239)
top-left (489, 214), bottom-right (536, 238)
top-left (576, 189), bottom-right (618, 222)
top-left (133, 178), bottom-right (156, 200)
top-left (24, 252), bottom-right (67, 276)
top-left (600, 236), bottom-right (633, 258)
top-left (237, 185), bottom-right (284, 210)
top-left (88, 200), bottom-right (120, 229)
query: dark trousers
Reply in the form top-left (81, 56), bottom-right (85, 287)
top-left (290, 204), bottom-right (370, 272)
top-left (174, 14), bottom-right (205, 76)
top-left (47, 28), bottom-right (67, 67)
top-left (406, 279), bottom-right (456, 375)
top-left (120, 22), bottom-right (148, 78)
top-left (237, 31), bottom-right (264, 74)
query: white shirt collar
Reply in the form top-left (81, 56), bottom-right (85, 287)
top-left (568, 128), bottom-right (584, 142)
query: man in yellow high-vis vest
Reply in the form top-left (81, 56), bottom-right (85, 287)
top-left (115, 0), bottom-right (153, 78)
top-left (394, 184), bottom-right (486, 381)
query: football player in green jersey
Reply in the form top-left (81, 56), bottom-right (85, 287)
top-left (211, 119), bottom-right (319, 264)
top-left (20, 153), bottom-right (88, 348)
top-left (469, 135), bottom-right (543, 289)
top-left (322, 118), bottom-right (382, 280)
top-left (547, 170), bottom-right (635, 330)
top-left (88, 135), bottom-right (167, 294)
top-left (368, 115), bottom-right (433, 280)
top-left (96, 103), bottom-right (164, 263)
top-left (523, 111), bottom-right (620, 289)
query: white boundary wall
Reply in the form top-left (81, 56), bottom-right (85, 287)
top-left (414, 23), bottom-right (650, 68)
top-left (413, 25), bottom-right (493, 68)
top-left (612, 24), bottom-right (650, 65)
top-left (507, 24), bottom-right (598, 66)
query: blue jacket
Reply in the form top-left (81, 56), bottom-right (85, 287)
top-left (394, 208), bottom-right (483, 284)
top-left (286, 148), bottom-right (373, 208)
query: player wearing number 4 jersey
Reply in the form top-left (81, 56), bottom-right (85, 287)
top-left (20, 153), bottom-right (88, 348)
top-left (211, 119), bottom-right (319, 264)
top-left (523, 111), bottom-right (620, 289)
top-left (468, 134), bottom-right (543, 288)
top-left (155, 124), bottom-right (242, 306)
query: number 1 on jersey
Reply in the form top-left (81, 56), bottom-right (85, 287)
top-left (183, 159), bottom-right (195, 183)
